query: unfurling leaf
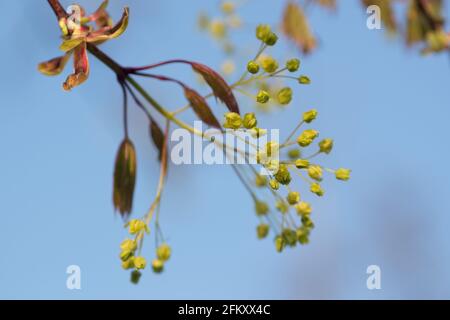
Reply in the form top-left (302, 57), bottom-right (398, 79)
top-left (406, 0), bottom-right (448, 53)
top-left (90, 0), bottom-right (113, 29)
top-left (184, 87), bottom-right (221, 129)
top-left (113, 138), bottom-right (137, 218)
top-left (362, 0), bottom-right (397, 33)
top-left (282, 2), bottom-right (317, 54)
top-left (314, 0), bottom-right (337, 11)
top-left (149, 118), bottom-right (165, 161)
top-left (63, 42), bottom-right (89, 91)
top-left (38, 53), bottom-right (71, 76)
top-left (86, 7), bottom-right (130, 44)
top-left (190, 62), bottom-right (240, 114)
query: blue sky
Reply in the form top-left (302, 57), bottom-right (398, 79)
top-left (0, 0), bottom-right (450, 299)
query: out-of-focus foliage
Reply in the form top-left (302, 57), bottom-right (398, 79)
top-left (280, 0), bottom-right (449, 56)
top-left (282, 1), bottom-right (317, 55)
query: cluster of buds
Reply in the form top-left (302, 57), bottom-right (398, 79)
top-left (40, 0), bottom-right (351, 282)
top-left (120, 219), bottom-right (172, 283)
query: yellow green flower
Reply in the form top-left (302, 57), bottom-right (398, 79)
top-left (335, 168), bottom-right (351, 181)
top-left (223, 112), bottom-right (242, 129)
top-left (297, 129), bottom-right (319, 147)
top-left (295, 201), bottom-right (312, 216)
top-left (243, 113), bottom-right (257, 129)
top-left (120, 239), bottom-right (137, 252)
top-left (210, 20), bottom-right (226, 38)
top-left (156, 244), bottom-right (172, 262)
top-left (128, 219), bottom-right (148, 235)
top-left (255, 201), bottom-right (269, 216)
top-left (307, 165), bottom-right (323, 181)
top-left (303, 109), bottom-right (318, 123)
top-left (120, 250), bottom-right (133, 262)
top-left (319, 139), bottom-right (333, 154)
top-left (247, 61), bottom-right (260, 74)
top-left (256, 24), bottom-right (271, 41)
top-left (287, 191), bottom-right (300, 205)
top-left (152, 259), bottom-right (164, 273)
top-left (295, 159), bottom-right (310, 169)
top-left (257, 224), bottom-right (270, 239)
top-left (260, 56), bottom-right (279, 73)
top-left (298, 75), bottom-right (311, 84)
top-left (286, 58), bottom-right (300, 72)
top-left (221, 1), bottom-right (235, 14)
top-left (133, 256), bottom-right (147, 270)
top-left (122, 257), bottom-right (135, 270)
top-left (269, 179), bottom-right (280, 190)
top-left (255, 174), bottom-right (268, 187)
top-left (274, 164), bottom-right (291, 185)
top-left (277, 87), bottom-right (293, 105)
top-left (276, 200), bottom-right (289, 214)
top-left (288, 149), bottom-right (301, 159)
top-left (310, 183), bottom-right (324, 196)
top-left (264, 32), bottom-right (278, 46)
top-left (275, 236), bottom-right (285, 252)
top-left (256, 90), bottom-right (270, 103)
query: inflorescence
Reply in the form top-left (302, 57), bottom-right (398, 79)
top-left (40, 0), bottom-right (350, 284)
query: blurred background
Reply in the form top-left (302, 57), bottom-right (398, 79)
top-left (0, 0), bottom-right (449, 299)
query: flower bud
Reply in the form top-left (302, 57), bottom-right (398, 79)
top-left (307, 165), bottom-right (323, 181)
top-left (269, 179), bottom-right (280, 190)
top-left (256, 90), bottom-right (270, 104)
top-left (298, 75), bottom-right (311, 84)
top-left (120, 239), bottom-right (137, 252)
top-left (274, 164), bottom-right (291, 185)
top-left (319, 139), bottom-right (333, 154)
top-left (256, 24), bottom-right (271, 41)
top-left (257, 224), bottom-right (270, 239)
top-left (210, 20), bottom-right (226, 39)
top-left (296, 227), bottom-right (310, 245)
top-left (335, 168), bottom-right (351, 181)
top-left (260, 56), bottom-right (279, 73)
top-left (120, 250), bottom-right (133, 262)
top-left (264, 32), bottom-right (278, 46)
top-left (275, 235), bottom-right (285, 252)
top-left (243, 112), bottom-right (257, 129)
top-left (255, 174), bottom-right (267, 187)
top-left (282, 228), bottom-right (297, 247)
top-left (255, 201), bottom-right (269, 216)
top-left (223, 112), bottom-right (242, 129)
top-left (133, 256), bottom-right (147, 270)
top-left (286, 191), bottom-right (300, 205)
top-left (128, 219), bottom-right (148, 235)
top-left (276, 200), bottom-right (289, 214)
top-left (247, 61), bottom-right (260, 74)
top-left (130, 270), bottom-right (142, 284)
top-left (301, 216), bottom-right (315, 229)
top-left (288, 149), bottom-right (301, 159)
top-left (286, 58), bottom-right (300, 72)
top-left (156, 243), bottom-right (172, 262)
top-left (303, 109), bottom-right (318, 123)
top-left (152, 259), bottom-right (164, 273)
top-left (250, 127), bottom-right (267, 139)
top-left (113, 138), bottom-right (137, 217)
top-left (221, 1), bottom-right (235, 14)
top-left (295, 201), bottom-right (312, 216)
top-left (122, 257), bottom-right (135, 270)
top-left (310, 183), bottom-right (324, 197)
top-left (265, 141), bottom-right (279, 158)
top-left (295, 159), bottom-right (309, 169)
top-left (277, 87), bottom-right (293, 105)
top-left (297, 129), bottom-right (319, 147)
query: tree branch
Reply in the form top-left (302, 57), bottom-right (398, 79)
top-left (47, 0), bottom-right (68, 20)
